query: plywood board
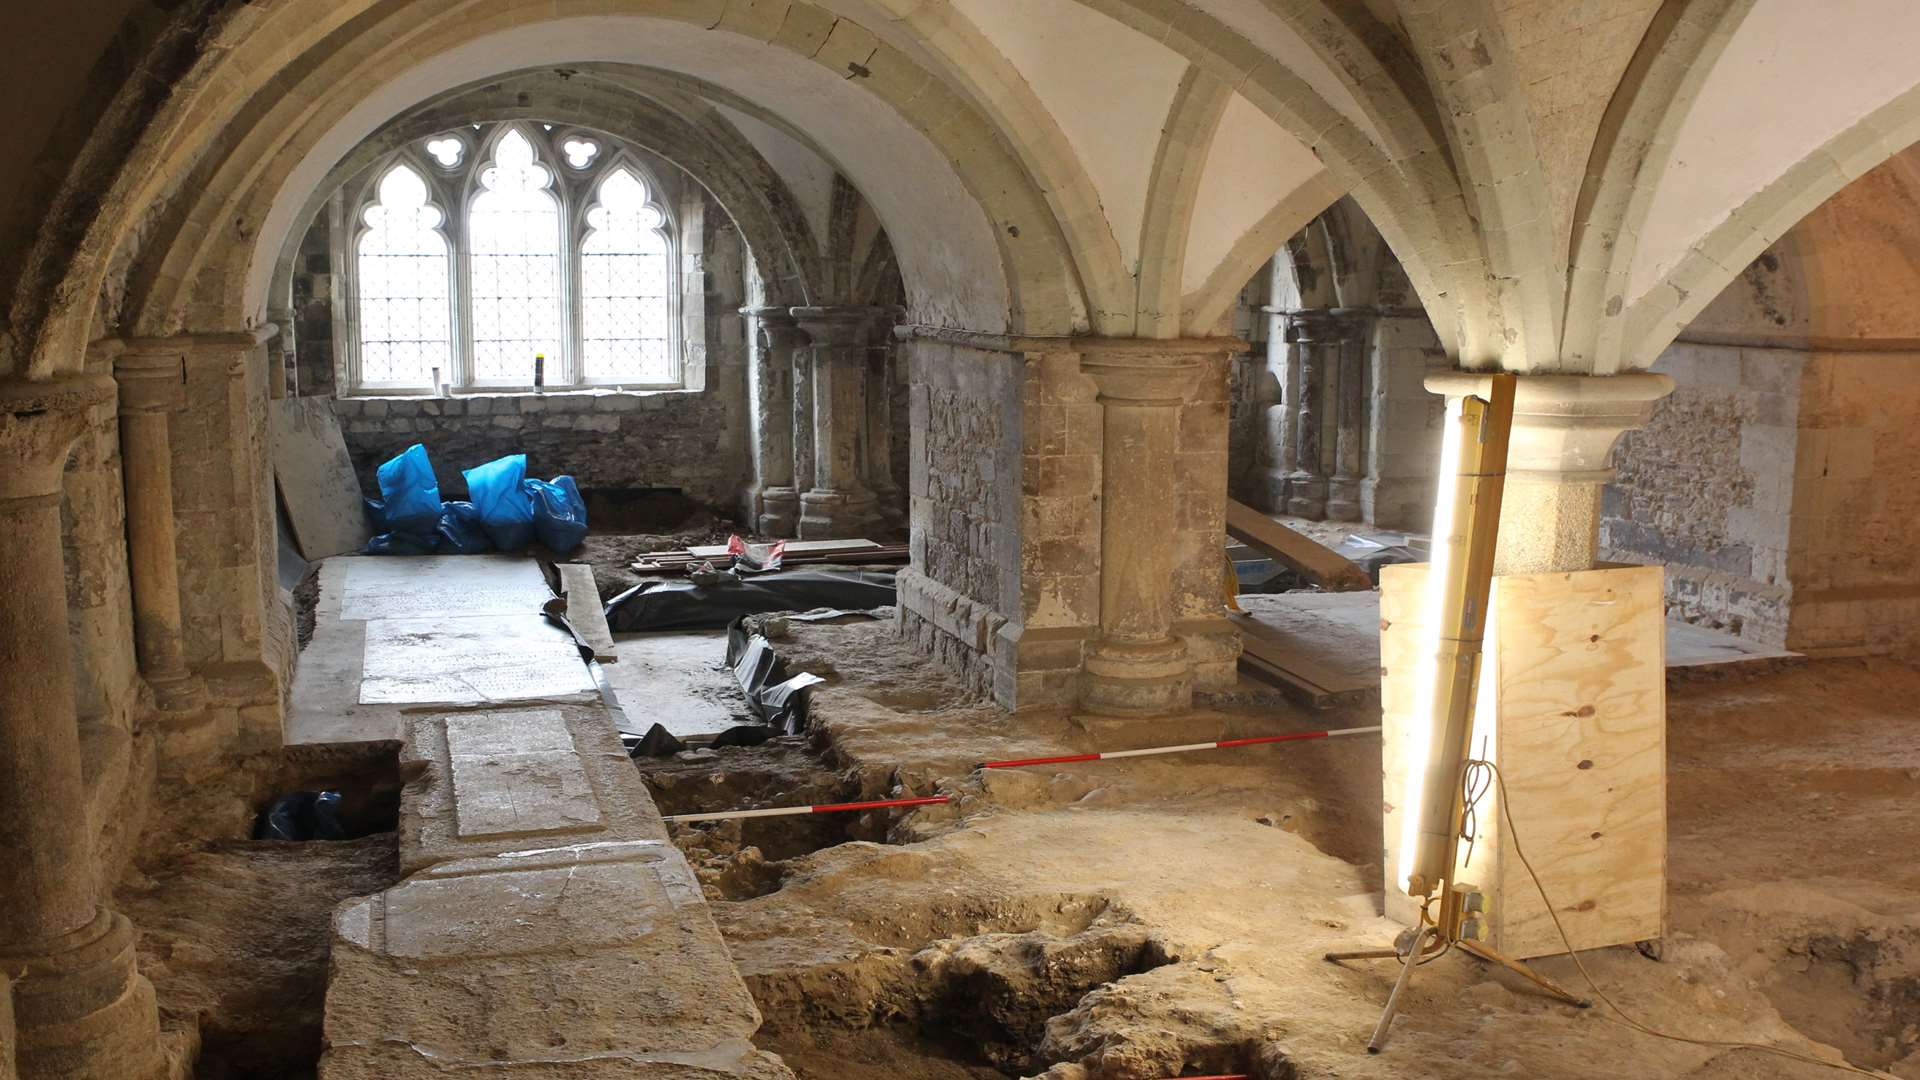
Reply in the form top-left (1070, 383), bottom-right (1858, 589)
top-left (338, 555), bottom-right (552, 621)
top-left (557, 564), bottom-right (617, 663)
top-left (1223, 500), bottom-right (1372, 591)
top-left (270, 397), bottom-right (371, 560)
top-left (1379, 563), bottom-right (1667, 959)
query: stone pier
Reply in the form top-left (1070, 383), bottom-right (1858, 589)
top-left (115, 342), bottom-right (201, 713)
top-left (794, 306), bottom-right (880, 539)
top-left (0, 376), bottom-right (165, 1080)
top-left (1424, 372), bottom-right (1675, 573)
top-left (1079, 342), bottom-right (1206, 716)
top-left (742, 307), bottom-right (803, 536)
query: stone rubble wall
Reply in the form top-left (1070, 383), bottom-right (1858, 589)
top-left (1604, 341), bottom-right (1801, 646)
top-left (900, 338), bottom-right (1030, 704)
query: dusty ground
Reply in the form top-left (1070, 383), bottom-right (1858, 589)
top-left (113, 744), bottom-right (404, 1080)
top-left (639, 621), bottom-right (1920, 1080)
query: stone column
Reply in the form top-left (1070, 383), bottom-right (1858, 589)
top-left (863, 329), bottom-right (903, 527)
top-left (0, 375), bottom-right (165, 1080)
top-left (1426, 372), bottom-right (1674, 574)
top-left (115, 343), bottom-right (202, 712)
top-left (1254, 304), bottom-right (1294, 512)
top-left (1079, 344), bottom-right (1204, 716)
top-left (741, 307), bottom-right (803, 536)
top-left (1285, 312), bottom-right (1337, 518)
top-left (1325, 310), bottom-right (1368, 522)
top-left (792, 306), bottom-right (879, 538)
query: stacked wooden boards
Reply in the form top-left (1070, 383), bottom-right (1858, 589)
top-left (630, 538), bottom-right (907, 573)
top-left (1378, 561), bottom-right (1667, 959)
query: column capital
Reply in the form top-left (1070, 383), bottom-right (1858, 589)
top-left (789, 306), bottom-right (883, 346)
top-left (0, 374), bottom-right (115, 502)
top-left (1425, 371), bottom-right (1674, 480)
top-left (1281, 309), bottom-right (1362, 344)
top-left (114, 347), bottom-right (188, 414)
top-left (742, 307), bottom-right (809, 351)
top-left (1076, 338), bottom-right (1238, 404)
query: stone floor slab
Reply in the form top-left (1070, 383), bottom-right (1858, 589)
top-left (445, 709), bottom-right (602, 838)
top-left (337, 555), bottom-right (553, 621)
top-left (359, 615), bottom-right (597, 705)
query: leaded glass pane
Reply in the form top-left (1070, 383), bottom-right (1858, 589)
top-left (581, 168), bottom-right (674, 382)
top-left (468, 128), bottom-right (563, 383)
top-left (356, 165), bottom-right (450, 386)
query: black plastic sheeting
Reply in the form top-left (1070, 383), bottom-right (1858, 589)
top-left (622, 618), bottom-right (829, 758)
top-left (603, 569), bottom-right (896, 632)
top-left (726, 619), bottom-right (825, 733)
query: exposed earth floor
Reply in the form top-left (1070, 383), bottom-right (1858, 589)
top-left (636, 620), bottom-right (1920, 1079)
top-left (116, 544), bottom-right (1920, 1079)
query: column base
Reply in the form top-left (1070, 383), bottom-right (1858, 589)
top-left (146, 673), bottom-right (204, 714)
top-left (797, 489), bottom-right (877, 540)
top-left (1080, 637), bottom-right (1192, 716)
top-left (1285, 475), bottom-right (1327, 519)
top-left (1, 911), bottom-right (166, 1080)
top-left (755, 486), bottom-right (799, 538)
top-left (1325, 478), bottom-right (1362, 522)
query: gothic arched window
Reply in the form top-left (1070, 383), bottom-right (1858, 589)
top-left (354, 164), bottom-right (451, 388)
top-left (346, 122), bottom-right (682, 393)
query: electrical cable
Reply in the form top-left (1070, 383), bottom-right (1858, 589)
top-left (1471, 758), bottom-right (1898, 1079)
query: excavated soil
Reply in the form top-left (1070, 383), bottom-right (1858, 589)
top-left (116, 750), bottom-right (403, 1080)
top-left (659, 621), bottom-right (1920, 1079)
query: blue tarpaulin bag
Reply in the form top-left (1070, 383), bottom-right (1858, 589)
top-left (364, 530), bottom-right (436, 556)
top-left (373, 443), bottom-right (442, 535)
top-left (464, 453), bottom-right (535, 551)
top-left (435, 501), bottom-right (495, 555)
top-left (526, 474), bottom-right (588, 553)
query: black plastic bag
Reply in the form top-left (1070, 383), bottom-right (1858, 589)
top-left (253, 791), bottom-right (346, 841)
top-left (604, 569), bottom-right (896, 632)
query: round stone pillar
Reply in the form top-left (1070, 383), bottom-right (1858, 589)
top-left (115, 345), bottom-right (200, 711)
top-left (0, 376), bottom-right (165, 1080)
top-left (742, 307), bottom-right (805, 536)
top-left (1426, 371), bottom-right (1674, 574)
top-left (1080, 346), bottom-right (1204, 716)
top-left (791, 306), bottom-right (880, 539)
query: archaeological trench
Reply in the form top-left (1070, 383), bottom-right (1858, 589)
top-left (6, 3), bottom-right (1920, 1078)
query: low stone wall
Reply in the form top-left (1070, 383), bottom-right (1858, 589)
top-left (331, 384), bottom-right (749, 510)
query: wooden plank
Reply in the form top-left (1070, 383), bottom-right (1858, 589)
top-left (1231, 613), bottom-right (1372, 696)
top-left (683, 538), bottom-right (881, 559)
top-left (558, 564), bottom-right (617, 664)
top-left (269, 397), bottom-right (371, 560)
top-left (1223, 500), bottom-right (1372, 591)
top-left (1378, 563), bottom-right (1667, 959)
top-left (1234, 651), bottom-right (1334, 708)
